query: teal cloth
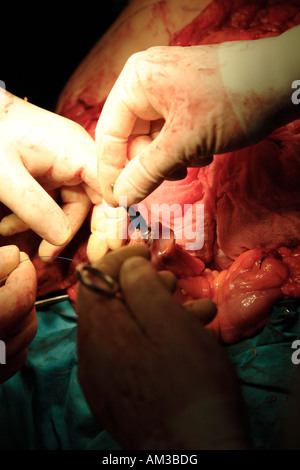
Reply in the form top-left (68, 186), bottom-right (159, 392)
top-left (226, 298), bottom-right (300, 449)
top-left (0, 301), bottom-right (119, 450)
top-left (0, 298), bottom-right (299, 450)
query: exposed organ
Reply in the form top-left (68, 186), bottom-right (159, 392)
top-left (1, 0), bottom-right (299, 344)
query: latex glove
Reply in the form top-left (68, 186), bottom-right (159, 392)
top-left (0, 245), bottom-right (37, 383)
top-left (96, 25), bottom-right (300, 207)
top-left (0, 91), bottom-right (102, 261)
top-left (86, 201), bottom-right (129, 264)
top-left (77, 245), bottom-right (249, 450)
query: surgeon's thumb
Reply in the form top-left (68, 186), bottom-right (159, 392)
top-left (112, 158), bottom-right (158, 206)
top-left (112, 134), bottom-right (183, 206)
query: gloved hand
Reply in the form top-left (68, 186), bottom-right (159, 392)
top-left (86, 201), bottom-right (129, 264)
top-left (96, 26), bottom-right (300, 207)
top-left (0, 245), bottom-right (37, 383)
top-left (0, 91), bottom-right (102, 261)
top-left (77, 245), bottom-right (249, 450)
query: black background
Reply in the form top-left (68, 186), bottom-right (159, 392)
top-left (1, 2), bottom-right (125, 111)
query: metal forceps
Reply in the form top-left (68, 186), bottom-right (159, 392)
top-left (35, 293), bottom-right (70, 308)
top-left (76, 264), bottom-right (120, 296)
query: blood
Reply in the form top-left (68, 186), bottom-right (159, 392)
top-left (169, 0), bottom-right (300, 46)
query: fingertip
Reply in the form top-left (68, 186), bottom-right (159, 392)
top-left (0, 213), bottom-right (29, 236)
top-left (19, 251), bottom-right (29, 263)
top-left (121, 253), bottom-right (151, 270)
top-left (0, 245), bottom-right (20, 279)
top-left (53, 225), bottom-right (72, 246)
top-left (112, 154), bottom-right (163, 206)
top-left (38, 200), bottom-right (72, 247)
top-left (113, 180), bottom-right (143, 207)
top-left (0, 244), bottom-right (20, 258)
top-left (87, 244), bottom-right (151, 287)
top-left (103, 183), bottom-right (120, 208)
top-left (183, 299), bottom-right (217, 325)
top-left (158, 270), bottom-right (177, 293)
top-left (201, 299), bottom-right (218, 315)
top-left (87, 234), bottom-right (109, 264)
top-left (82, 184), bottom-right (102, 205)
top-left (118, 245), bottom-right (151, 263)
top-left (34, 215), bottom-right (71, 247)
top-left (18, 252), bottom-right (36, 281)
top-left (37, 240), bottom-right (58, 264)
top-left (120, 254), bottom-right (162, 293)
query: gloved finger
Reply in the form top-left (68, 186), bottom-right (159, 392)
top-left (0, 188), bottom-right (59, 237)
top-left (87, 202), bottom-right (129, 263)
top-left (86, 234), bottom-right (109, 265)
top-left (0, 143), bottom-right (71, 245)
top-left (1, 93), bottom-right (101, 195)
top-left (81, 182), bottom-right (102, 205)
top-left (126, 118), bottom-right (165, 161)
top-left (0, 213), bottom-right (29, 237)
top-left (158, 270), bottom-right (177, 293)
top-left (111, 124), bottom-right (187, 206)
top-left (0, 251), bottom-right (37, 338)
top-left (91, 244), bottom-right (151, 280)
top-left (96, 71), bottom-right (161, 206)
top-left (38, 185), bottom-right (92, 263)
top-left (5, 307), bottom-right (37, 358)
top-left (127, 134), bottom-right (153, 161)
top-left (119, 255), bottom-right (183, 334)
top-left (95, 203), bottom-right (128, 251)
top-left (78, 247), bottom-right (152, 317)
top-left (183, 299), bottom-right (217, 326)
top-left (0, 245), bottom-right (20, 280)
top-left (127, 135), bottom-right (188, 181)
top-left (96, 99), bottom-right (138, 206)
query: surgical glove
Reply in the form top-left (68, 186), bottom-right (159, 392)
top-left (86, 201), bottom-right (128, 264)
top-left (0, 91), bottom-right (102, 260)
top-left (0, 245), bottom-right (37, 383)
top-left (96, 25), bottom-right (300, 207)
